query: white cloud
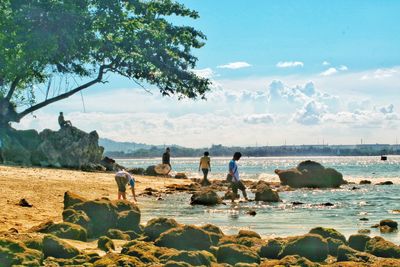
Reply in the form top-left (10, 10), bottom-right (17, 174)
top-left (192, 68), bottom-right (215, 78)
top-left (293, 101), bottom-right (327, 125)
top-left (217, 62), bottom-right (251, 69)
top-left (322, 61), bottom-right (330, 66)
top-left (339, 65), bottom-right (348, 71)
top-left (276, 61), bottom-right (304, 68)
top-left (244, 113), bottom-right (274, 124)
top-left (361, 68), bottom-right (399, 80)
top-left (320, 67), bottom-right (338, 76)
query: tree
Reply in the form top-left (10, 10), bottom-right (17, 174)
top-left (0, 0), bottom-right (210, 127)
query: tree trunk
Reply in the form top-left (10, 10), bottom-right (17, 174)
top-left (0, 99), bottom-right (19, 126)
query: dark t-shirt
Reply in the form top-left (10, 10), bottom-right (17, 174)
top-left (162, 152), bottom-right (170, 165)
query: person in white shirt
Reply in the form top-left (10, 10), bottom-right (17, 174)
top-left (228, 152), bottom-right (248, 202)
top-left (115, 169), bottom-right (137, 202)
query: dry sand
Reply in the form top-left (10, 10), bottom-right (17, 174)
top-left (0, 165), bottom-right (190, 233)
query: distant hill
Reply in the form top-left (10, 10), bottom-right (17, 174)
top-left (99, 138), bottom-right (154, 152)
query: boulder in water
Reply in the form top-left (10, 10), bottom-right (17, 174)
top-left (190, 189), bottom-right (222, 206)
top-left (275, 160), bottom-right (346, 188)
top-left (254, 183), bottom-right (280, 202)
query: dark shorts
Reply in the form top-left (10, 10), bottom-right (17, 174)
top-left (115, 175), bottom-right (128, 193)
top-left (231, 180), bottom-right (246, 194)
top-left (202, 168), bottom-right (209, 176)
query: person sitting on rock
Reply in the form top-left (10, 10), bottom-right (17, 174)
top-left (115, 169), bottom-right (137, 203)
top-left (58, 112), bottom-right (72, 128)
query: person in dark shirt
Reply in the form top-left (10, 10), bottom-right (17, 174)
top-left (58, 112), bottom-right (72, 128)
top-left (162, 147), bottom-right (171, 174)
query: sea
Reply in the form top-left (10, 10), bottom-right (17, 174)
top-left (117, 156), bottom-right (400, 244)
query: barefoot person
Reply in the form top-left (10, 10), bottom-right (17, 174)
top-left (228, 152), bottom-right (248, 202)
top-left (199, 151), bottom-right (211, 186)
top-left (115, 169), bottom-right (137, 202)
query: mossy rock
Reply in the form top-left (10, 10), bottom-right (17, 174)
top-left (279, 234), bottom-right (328, 262)
top-left (260, 255), bottom-right (318, 267)
top-left (200, 224), bottom-right (224, 236)
top-left (62, 209), bottom-right (90, 230)
top-left (216, 243), bottom-right (260, 265)
top-left (365, 236), bottom-right (400, 258)
top-left (106, 229), bottom-right (130, 240)
top-left (337, 244), bottom-right (374, 262)
top-left (327, 237), bottom-right (345, 256)
top-left (259, 239), bottom-right (285, 259)
top-left (254, 183), bottom-right (280, 202)
top-left (116, 210), bottom-right (141, 232)
top-left (22, 236), bottom-right (43, 251)
top-left (0, 238), bottom-right (43, 266)
top-left (64, 191), bottom-right (87, 209)
top-left (348, 234), bottom-right (371, 252)
top-left (32, 221), bottom-right (87, 241)
top-left (161, 250), bottom-right (216, 267)
top-left (43, 254), bottom-right (91, 266)
top-left (155, 225), bottom-right (213, 251)
top-left (144, 217), bottom-right (180, 241)
top-left (97, 236), bottom-right (115, 252)
top-left (309, 227), bottom-right (346, 243)
top-left (111, 200), bottom-right (141, 213)
top-left (164, 261), bottom-right (192, 267)
top-left (190, 189), bottom-right (222, 206)
top-left (42, 234), bottom-right (80, 259)
top-left (93, 253), bottom-right (144, 267)
top-left (238, 230), bottom-right (261, 239)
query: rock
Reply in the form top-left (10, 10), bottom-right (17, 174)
top-left (337, 245), bottom-right (374, 262)
top-left (18, 198), bottom-right (33, 207)
top-left (247, 210), bottom-right (257, 216)
top-left (321, 202), bottom-right (334, 206)
top-left (259, 239), bottom-right (285, 259)
top-left (0, 238), bottom-right (43, 266)
top-left (254, 183), bottom-right (280, 202)
top-left (359, 218), bottom-right (369, 221)
top-left (326, 237), bottom-right (345, 256)
top-left (81, 163), bottom-right (106, 172)
top-left (22, 236), bottom-right (44, 251)
top-left (309, 227), bottom-right (346, 243)
top-left (379, 219), bottom-right (398, 230)
top-left (164, 261), bottom-right (192, 267)
top-left (358, 229), bottom-right (371, 234)
top-left (275, 160), bottom-right (346, 188)
top-left (155, 225), bottom-right (213, 251)
top-left (42, 234), bottom-right (80, 259)
top-left (190, 189), bottom-right (222, 206)
top-left (128, 167), bottom-right (145, 175)
top-left (260, 255), bottom-right (318, 267)
top-left (121, 240), bottom-right (174, 264)
top-left (33, 221), bottom-right (87, 241)
top-left (145, 165), bottom-right (158, 176)
top-left (359, 180), bottom-right (371, 185)
top-left (62, 209), bottom-right (90, 230)
top-left (238, 230), bottom-right (261, 239)
top-left (106, 229), bottom-right (130, 240)
top-left (92, 253), bottom-right (143, 266)
top-left (175, 173), bottom-right (188, 179)
top-left (216, 243), bottom-right (260, 265)
top-left (279, 234), bottom-right (328, 262)
top-left (365, 236), bottom-right (400, 258)
top-left (64, 191), bottom-right (87, 209)
top-left (97, 236), bottom-right (115, 252)
top-left (376, 181), bottom-right (394, 185)
top-left (161, 251), bottom-right (216, 267)
top-left (200, 224), bottom-right (224, 246)
top-left (349, 234), bottom-right (371, 252)
top-left (292, 201), bottom-right (304, 205)
top-left (144, 217), bottom-right (180, 241)
top-left (116, 210), bottom-right (141, 232)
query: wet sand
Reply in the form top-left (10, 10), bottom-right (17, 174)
top-left (0, 165), bottom-right (190, 232)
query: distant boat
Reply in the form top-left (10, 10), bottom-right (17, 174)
top-left (381, 155), bottom-right (388, 161)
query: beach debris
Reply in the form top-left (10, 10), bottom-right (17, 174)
top-left (359, 180), bottom-right (372, 185)
top-left (351, 186), bottom-right (360, 190)
top-left (190, 189), bottom-right (222, 206)
top-left (349, 234), bottom-right (371, 251)
top-left (376, 181), bottom-right (394, 185)
top-left (275, 160), bottom-right (346, 188)
top-left (246, 210), bottom-right (257, 216)
top-left (254, 181), bottom-right (280, 202)
top-left (358, 229), bottom-right (371, 234)
top-left (17, 198), bottom-right (33, 207)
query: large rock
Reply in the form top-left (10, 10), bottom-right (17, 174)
top-left (260, 255), bottom-right (318, 267)
top-left (42, 235), bottom-right (80, 259)
top-left (63, 191), bottom-right (87, 209)
top-left (144, 217), bottom-right (180, 241)
top-left (216, 243), bottom-right (260, 265)
top-left (365, 236), bottom-right (400, 258)
top-left (279, 234), bottom-right (328, 262)
top-left (348, 234), bottom-right (371, 252)
top-left (0, 126), bottom-right (104, 168)
top-left (259, 238), bottom-right (286, 259)
top-left (160, 251), bottom-right (216, 267)
top-left (275, 160), bottom-right (346, 188)
top-left (190, 189), bottom-right (222, 206)
top-left (32, 221), bottom-right (87, 241)
top-left (254, 183), bottom-right (280, 202)
top-left (155, 225), bottom-right (213, 251)
top-left (337, 245), bottom-right (374, 262)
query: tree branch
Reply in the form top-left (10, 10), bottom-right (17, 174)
top-left (5, 76), bottom-right (21, 101)
top-left (15, 65), bottom-right (106, 122)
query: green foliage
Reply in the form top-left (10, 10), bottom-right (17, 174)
top-left (0, 0), bottom-right (210, 123)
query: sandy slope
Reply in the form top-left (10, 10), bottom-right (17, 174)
top-left (0, 165), bottom-right (190, 232)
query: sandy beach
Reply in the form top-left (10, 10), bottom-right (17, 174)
top-left (0, 165), bottom-right (190, 233)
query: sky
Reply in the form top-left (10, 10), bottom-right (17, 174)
top-left (15, 0), bottom-right (400, 147)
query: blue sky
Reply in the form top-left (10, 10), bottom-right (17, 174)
top-left (17, 1), bottom-right (400, 147)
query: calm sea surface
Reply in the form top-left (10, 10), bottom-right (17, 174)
top-left (117, 156), bottom-right (400, 244)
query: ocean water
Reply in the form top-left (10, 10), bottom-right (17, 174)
top-left (117, 156), bottom-right (400, 244)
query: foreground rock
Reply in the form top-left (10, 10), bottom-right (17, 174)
top-left (275, 160), bottom-right (346, 188)
top-left (0, 126), bottom-right (103, 168)
top-left (155, 225), bottom-right (213, 250)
